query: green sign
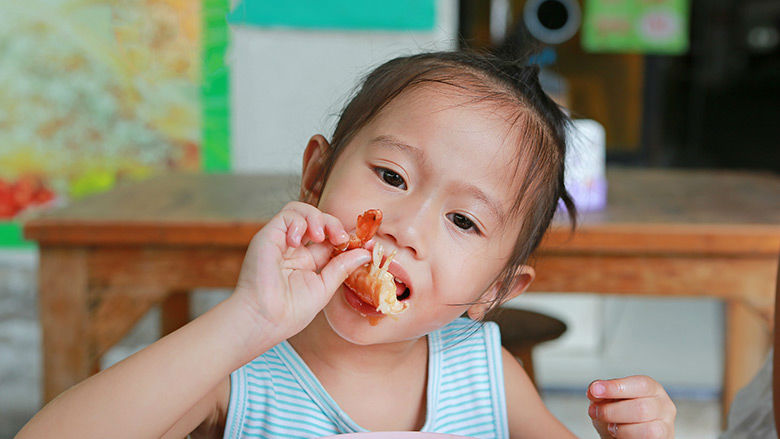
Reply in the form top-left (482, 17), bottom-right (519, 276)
top-left (228, 0), bottom-right (436, 31)
top-left (582, 0), bottom-right (689, 54)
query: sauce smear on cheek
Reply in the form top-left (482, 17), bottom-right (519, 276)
top-left (343, 286), bottom-right (385, 326)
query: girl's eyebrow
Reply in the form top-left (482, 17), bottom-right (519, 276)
top-left (370, 135), bottom-right (428, 167)
top-left (454, 181), bottom-right (507, 225)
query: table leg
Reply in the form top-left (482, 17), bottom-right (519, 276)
top-left (723, 299), bottom-right (772, 425)
top-left (38, 247), bottom-right (92, 403)
top-left (161, 290), bottom-right (191, 336)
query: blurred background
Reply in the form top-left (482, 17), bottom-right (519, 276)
top-left (1, 0), bottom-right (778, 437)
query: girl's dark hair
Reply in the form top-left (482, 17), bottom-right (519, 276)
top-left (310, 50), bottom-right (577, 317)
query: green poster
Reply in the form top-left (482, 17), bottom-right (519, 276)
top-left (582, 0), bottom-right (689, 54)
top-left (228, 0), bottom-right (436, 31)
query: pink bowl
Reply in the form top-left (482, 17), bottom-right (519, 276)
top-left (321, 433), bottom-right (474, 439)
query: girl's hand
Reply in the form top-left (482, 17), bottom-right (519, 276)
top-left (233, 201), bottom-right (371, 343)
top-left (587, 375), bottom-right (676, 439)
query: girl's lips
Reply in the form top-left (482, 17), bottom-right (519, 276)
top-left (343, 285), bottom-right (382, 316)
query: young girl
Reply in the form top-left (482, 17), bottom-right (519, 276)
top-left (19, 51), bottom-right (676, 439)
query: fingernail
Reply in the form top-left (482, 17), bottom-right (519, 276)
top-left (608, 423), bottom-right (618, 436)
top-left (592, 382), bottom-right (606, 397)
top-left (588, 404), bottom-right (597, 419)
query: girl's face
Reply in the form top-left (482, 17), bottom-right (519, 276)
top-left (312, 84), bottom-right (529, 344)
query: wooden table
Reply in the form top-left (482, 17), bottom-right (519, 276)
top-left (24, 168), bottom-right (780, 420)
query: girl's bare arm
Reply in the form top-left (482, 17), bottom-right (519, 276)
top-left (503, 348), bottom-right (578, 438)
top-left (17, 295), bottom-right (267, 439)
top-left (18, 202), bottom-right (370, 439)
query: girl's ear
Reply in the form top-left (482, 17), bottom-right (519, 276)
top-left (300, 134), bottom-right (330, 204)
top-left (467, 265), bottom-right (535, 321)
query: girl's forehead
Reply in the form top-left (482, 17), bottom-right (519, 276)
top-left (365, 84), bottom-right (526, 171)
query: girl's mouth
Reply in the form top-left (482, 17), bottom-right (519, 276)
top-left (343, 285), bottom-right (382, 316)
top-left (343, 277), bottom-right (412, 316)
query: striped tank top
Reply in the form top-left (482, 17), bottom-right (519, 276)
top-left (223, 318), bottom-right (508, 439)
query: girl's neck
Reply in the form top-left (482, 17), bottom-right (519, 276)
top-left (288, 312), bottom-right (426, 377)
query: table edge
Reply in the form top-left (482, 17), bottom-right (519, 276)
top-left (24, 219), bottom-right (780, 255)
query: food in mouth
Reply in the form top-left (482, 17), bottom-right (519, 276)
top-left (344, 244), bottom-right (408, 315)
top-left (334, 209), bottom-right (410, 316)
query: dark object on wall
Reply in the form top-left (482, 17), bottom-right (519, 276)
top-left (642, 0), bottom-right (780, 171)
top-left (522, 0), bottom-right (581, 45)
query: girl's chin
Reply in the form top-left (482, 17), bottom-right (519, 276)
top-left (320, 287), bottom-right (390, 344)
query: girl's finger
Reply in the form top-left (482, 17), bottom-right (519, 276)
top-left (609, 420), bottom-right (670, 439)
top-left (306, 242), bottom-right (345, 269)
top-left (589, 396), bottom-right (663, 424)
top-left (275, 208), bottom-right (308, 248)
top-left (303, 213), bottom-right (326, 244)
top-left (588, 375), bottom-right (662, 401)
top-left (286, 202), bottom-right (338, 245)
top-left (319, 249), bottom-right (372, 294)
top-left (321, 213), bottom-right (350, 247)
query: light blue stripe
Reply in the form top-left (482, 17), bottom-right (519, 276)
top-left (441, 371), bottom-right (491, 383)
top-left (484, 322), bottom-right (508, 438)
top-left (440, 380), bottom-right (491, 395)
top-left (244, 410), bottom-right (335, 432)
top-left (435, 402), bottom-right (492, 422)
top-left (439, 325), bottom-right (479, 341)
top-left (260, 366), bottom-right (300, 379)
top-left (248, 357), bottom-right (285, 369)
top-left (436, 411), bottom-right (494, 430)
top-left (465, 427), bottom-right (497, 438)
top-left (441, 370), bottom-right (490, 385)
top-left (438, 390), bottom-right (491, 407)
top-left (247, 388), bottom-right (314, 405)
top-left (245, 373), bottom-right (308, 394)
top-left (243, 416), bottom-right (332, 436)
top-left (420, 327), bottom-right (441, 431)
top-left (246, 363), bottom-right (290, 375)
top-left (457, 420), bottom-right (497, 433)
top-left (439, 321), bottom-right (477, 337)
top-left (441, 342), bottom-right (484, 357)
top-left (440, 358), bottom-right (488, 377)
top-left (246, 401), bottom-right (325, 420)
top-left (440, 379), bottom-right (490, 395)
top-left (441, 341), bottom-right (485, 358)
top-left (438, 401), bottom-right (493, 417)
top-left (224, 367), bottom-right (246, 439)
top-left (246, 373), bottom-right (300, 388)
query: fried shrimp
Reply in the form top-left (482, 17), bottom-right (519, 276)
top-left (334, 209), bottom-right (409, 316)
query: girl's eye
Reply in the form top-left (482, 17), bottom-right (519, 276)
top-left (448, 213), bottom-right (480, 234)
top-left (376, 167), bottom-right (407, 189)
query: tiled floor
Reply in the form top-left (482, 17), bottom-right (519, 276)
top-left (0, 250), bottom-right (728, 437)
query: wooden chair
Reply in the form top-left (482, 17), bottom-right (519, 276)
top-left (485, 307), bottom-right (567, 389)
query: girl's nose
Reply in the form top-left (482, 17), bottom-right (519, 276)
top-left (381, 197), bottom-right (436, 259)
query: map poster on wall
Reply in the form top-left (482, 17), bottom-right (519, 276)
top-left (582, 0), bottom-right (690, 54)
top-left (0, 0), bottom-right (230, 246)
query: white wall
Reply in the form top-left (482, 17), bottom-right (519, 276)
top-left (229, 0), bottom-right (459, 173)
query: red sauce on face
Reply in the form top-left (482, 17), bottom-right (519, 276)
top-left (343, 286), bottom-right (382, 316)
